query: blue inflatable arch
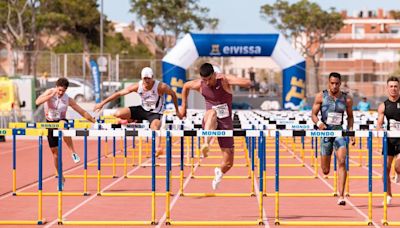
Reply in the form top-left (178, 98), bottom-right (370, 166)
top-left (162, 33), bottom-right (306, 110)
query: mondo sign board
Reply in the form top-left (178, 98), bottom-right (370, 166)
top-left (162, 33), bottom-right (306, 110)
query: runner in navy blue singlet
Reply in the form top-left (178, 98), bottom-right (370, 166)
top-left (311, 72), bottom-right (354, 206)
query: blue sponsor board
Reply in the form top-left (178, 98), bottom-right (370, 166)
top-left (283, 61), bottom-right (306, 110)
top-left (90, 60), bottom-right (101, 103)
top-left (162, 62), bottom-right (186, 107)
top-left (191, 34), bottom-right (278, 57)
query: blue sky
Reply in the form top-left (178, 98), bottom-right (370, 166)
top-left (102, 0), bottom-right (399, 33)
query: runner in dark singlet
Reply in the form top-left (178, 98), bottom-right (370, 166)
top-left (377, 76), bottom-right (400, 205)
top-left (180, 63), bottom-right (250, 190)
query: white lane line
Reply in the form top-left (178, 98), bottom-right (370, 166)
top-left (0, 149), bottom-right (125, 199)
top-left (155, 163), bottom-right (200, 228)
top-left (156, 145), bottom-right (263, 227)
top-left (281, 142), bottom-right (380, 228)
top-left (44, 158), bottom-right (152, 228)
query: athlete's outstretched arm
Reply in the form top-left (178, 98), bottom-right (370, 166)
top-left (159, 83), bottom-right (182, 119)
top-left (93, 84), bottom-right (138, 112)
top-left (69, 98), bottom-right (96, 123)
top-left (224, 74), bottom-right (251, 88)
top-left (180, 79), bottom-right (201, 117)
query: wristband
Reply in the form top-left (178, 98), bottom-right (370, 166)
top-left (317, 120), bottom-right (323, 127)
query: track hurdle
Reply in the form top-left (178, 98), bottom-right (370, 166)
top-left (56, 129), bottom-right (158, 225)
top-left (0, 128), bottom-right (46, 225)
top-left (164, 129), bottom-right (265, 226)
top-left (177, 130), bottom-right (256, 197)
top-left (382, 131), bottom-right (400, 226)
top-left (9, 122), bottom-right (100, 196)
top-left (274, 130), bottom-right (374, 226)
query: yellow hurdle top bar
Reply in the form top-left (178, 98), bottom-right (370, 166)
top-left (9, 122), bottom-right (93, 129)
top-left (0, 128), bottom-right (47, 136)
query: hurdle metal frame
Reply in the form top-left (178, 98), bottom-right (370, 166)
top-left (9, 122), bottom-right (92, 196)
top-left (274, 130), bottom-right (376, 226)
top-left (5, 115), bottom-right (398, 226)
top-left (0, 128), bottom-right (46, 225)
top-left (164, 130), bottom-right (265, 226)
top-left (56, 130), bottom-right (158, 225)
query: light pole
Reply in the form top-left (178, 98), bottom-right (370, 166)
top-left (100, 0), bottom-right (104, 100)
top-left (100, 0), bottom-right (104, 55)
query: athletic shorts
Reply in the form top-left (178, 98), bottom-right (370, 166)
top-left (382, 138), bottom-right (400, 157)
top-left (47, 119), bottom-right (68, 148)
top-left (320, 137), bottom-right (347, 156)
top-left (129, 106), bottom-right (162, 125)
top-left (202, 115), bottom-right (234, 149)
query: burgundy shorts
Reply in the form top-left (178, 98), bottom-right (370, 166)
top-left (202, 116), bottom-right (234, 149)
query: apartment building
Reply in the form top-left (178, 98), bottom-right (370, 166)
top-left (320, 9), bottom-right (400, 98)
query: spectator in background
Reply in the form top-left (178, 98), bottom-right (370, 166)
top-left (357, 97), bottom-right (370, 111)
top-left (248, 67), bottom-right (257, 98)
top-left (299, 95), bottom-right (311, 111)
top-left (259, 77), bottom-right (268, 96)
top-left (39, 72), bottom-right (49, 88)
top-left (267, 82), bottom-right (279, 97)
top-left (342, 81), bottom-right (350, 93)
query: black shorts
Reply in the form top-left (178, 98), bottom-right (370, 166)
top-left (47, 119), bottom-right (68, 148)
top-left (382, 138), bottom-right (400, 157)
top-left (250, 81), bottom-right (256, 89)
top-left (129, 106), bottom-right (162, 124)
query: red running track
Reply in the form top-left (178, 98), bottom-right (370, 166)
top-left (0, 136), bottom-right (398, 227)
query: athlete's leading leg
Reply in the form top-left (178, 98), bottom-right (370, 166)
top-left (201, 109), bottom-right (217, 157)
top-left (150, 119), bottom-right (163, 157)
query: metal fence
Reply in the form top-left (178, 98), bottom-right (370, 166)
top-left (2, 50), bottom-right (400, 110)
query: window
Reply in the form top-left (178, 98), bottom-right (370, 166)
top-left (337, 52), bottom-right (349, 58)
top-left (354, 73), bottom-right (363, 82)
top-left (364, 74), bottom-right (379, 82)
top-left (390, 26), bottom-right (400, 34)
top-left (354, 73), bottom-right (379, 82)
top-left (68, 82), bottom-right (79, 88)
top-left (354, 25), bottom-right (365, 39)
top-left (47, 81), bottom-right (56, 87)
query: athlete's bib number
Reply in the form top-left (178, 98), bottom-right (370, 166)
top-left (142, 101), bottom-right (156, 110)
top-left (212, 103), bottom-right (229, 119)
top-left (389, 119), bottom-right (400, 131)
top-left (326, 112), bottom-right (342, 125)
top-left (48, 109), bottom-right (60, 120)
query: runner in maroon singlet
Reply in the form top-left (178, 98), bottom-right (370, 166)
top-left (180, 63), bottom-right (250, 190)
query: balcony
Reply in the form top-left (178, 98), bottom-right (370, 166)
top-left (332, 33), bottom-right (400, 40)
top-left (319, 59), bottom-right (398, 78)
